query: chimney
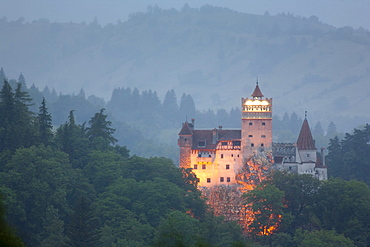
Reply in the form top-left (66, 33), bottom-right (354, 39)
top-left (321, 147), bottom-right (325, 166)
top-left (212, 128), bottom-right (219, 144)
top-left (190, 118), bottom-right (195, 130)
top-left (218, 126), bottom-right (223, 130)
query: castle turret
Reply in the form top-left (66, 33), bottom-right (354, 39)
top-left (178, 121), bottom-right (193, 168)
top-left (241, 82), bottom-right (272, 161)
top-left (296, 116), bottom-right (316, 163)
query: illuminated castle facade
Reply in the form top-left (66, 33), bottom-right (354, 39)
top-left (178, 83), bottom-right (327, 187)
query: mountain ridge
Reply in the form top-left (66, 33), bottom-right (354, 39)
top-left (0, 5), bottom-right (369, 131)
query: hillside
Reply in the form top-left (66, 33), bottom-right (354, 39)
top-left (0, 5), bottom-right (369, 131)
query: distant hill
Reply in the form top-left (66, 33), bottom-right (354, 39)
top-left (1, 5), bottom-right (369, 131)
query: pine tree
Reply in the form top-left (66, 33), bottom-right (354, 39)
top-left (162, 89), bottom-right (178, 125)
top-left (313, 121), bottom-right (325, 137)
top-left (0, 68), bottom-right (6, 84)
top-left (39, 206), bottom-right (67, 247)
top-left (327, 121), bottom-right (337, 137)
top-left (0, 81), bottom-right (36, 151)
top-left (86, 108), bottom-right (117, 145)
top-left (67, 197), bottom-right (101, 247)
top-left (55, 110), bottom-right (89, 168)
top-left (38, 97), bottom-right (53, 145)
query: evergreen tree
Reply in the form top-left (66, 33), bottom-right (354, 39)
top-left (313, 121), bottom-right (324, 137)
top-left (179, 93), bottom-right (196, 119)
top-left (0, 80), bottom-right (15, 152)
top-left (17, 73), bottom-right (26, 88)
top-left (67, 197), bottom-right (101, 247)
top-left (86, 108), bottom-right (117, 146)
top-left (55, 110), bottom-right (89, 168)
top-left (326, 121), bottom-right (337, 137)
top-left (38, 97), bottom-right (53, 145)
top-left (0, 194), bottom-right (24, 246)
top-left (0, 81), bottom-right (36, 151)
top-left (0, 68), bottom-right (6, 84)
top-left (39, 206), bottom-right (68, 247)
top-left (162, 89), bottom-right (178, 125)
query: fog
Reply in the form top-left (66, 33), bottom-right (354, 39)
top-left (2, 0), bottom-right (370, 30)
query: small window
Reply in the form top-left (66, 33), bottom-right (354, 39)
top-left (231, 154), bottom-right (234, 157)
top-left (198, 141), bottom-right (206, 147)
top-left (237, 154), bottom-right (240, 157)
top-left (222, 142), bottom-right (228, 146)
top-left (209, 155), bottom-right (211, 157)
top-left (233, 141), bottom-right (241, 146)
top-left (207, 178), bottom-right (211, 183)
top-left (262, 122), bottom-right (266, 126)
top-left (227, 177), bottom-right (231, 182)
top-left (251, 143), bottom-right (254, 147)
top-left (193, 164), bottom-right (198, 169)
top-left (261, 143), bottom-right (264, 147)
top-left (307, 154), bottom-right (310, 157)
top-left (197, 178), bottom-right (200, 182)
top-left (221, 154), bottom-right (224, 159)
top-left (249, 122), bottom-right (253, 126)
top-left (184, 138), bottom-right (187, 141)
top-left (226, 164), bottom-right (230, 169)
top-left (202, 164), bottom-right (206, 169)
top-left (248, 135), bottom-right (253, 137)
top-left (261, 135), bottom-right (266, 138)
top-left (220, 177), bottom-right (224, 182)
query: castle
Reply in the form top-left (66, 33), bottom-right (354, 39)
top-left (178, 83), bottom-right (327, 187)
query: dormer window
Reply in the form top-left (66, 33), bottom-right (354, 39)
top-left (198, 141), bottom-right (206, 147)
top-left (222, 142), bottom-right (227, 146)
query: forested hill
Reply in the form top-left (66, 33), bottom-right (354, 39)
top-left (0, 4), bottom-right (370, 129)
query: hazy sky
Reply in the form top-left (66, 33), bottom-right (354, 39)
top-left (1, 0), bottom-right (370, 30)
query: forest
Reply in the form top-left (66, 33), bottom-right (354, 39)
top-left (1, 4), bottom-right (370, 131)
top-left (1, 71), bottom-right (370, 246)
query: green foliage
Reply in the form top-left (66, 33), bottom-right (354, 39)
top-left (294, 229), bottom-right (355, 247)
top-left (268, 171), bottom-right (321, 233)
top-left (54, 110), bottom-right (89, 169)
top-left (314, 178), bottom-right (370, 246)
top-left (0, 145), bottom-right (76, 245)
top-left (0, 80), bottom-right (37, 152)
top-left (38, 97), bottom-right (53, 145)
top-left (245, 184), bottom-right (285, 236)
top-left (153, 210), bottom-right (200, 247)
top-left (0, 194), bottom-right (24, 247)
top-left (67, 196), bottom-right (101, 247)
top-left (326, 124), bottom-right (370, 185)
top-left (39, 205), bottom-right (68, 247)
top-left (86, 108), bottom-right (117, 146)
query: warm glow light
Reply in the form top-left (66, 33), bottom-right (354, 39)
top-left (245, 100), bottom-right (269, 106)
top-left (200, 153), bottom-right (280, 236)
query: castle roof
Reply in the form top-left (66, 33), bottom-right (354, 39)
top-left (251, 84), bottom-right (264, 97)
top-left (315, 155), bottom-right (327, 168)
top-left (191, 129), bottom-right (241, 149)
top-left (297, 119), bottom-right (316, 150)
top-left (179, 121), bottom-right (193, 135)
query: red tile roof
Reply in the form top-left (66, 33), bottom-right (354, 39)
top-left (251, 84), bottom-right (264, 97)
top-left (179, 122), bottom-right (193, 135)
top-left (297, 119), bottom-right (316, 150)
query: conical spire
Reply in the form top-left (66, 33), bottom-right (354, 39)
top-left (297, 118), bottom-right (316, 150)
top-left (251, 81), bottom-right (264, 98)
top-left (179, 121), bottom-right (193, 135)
